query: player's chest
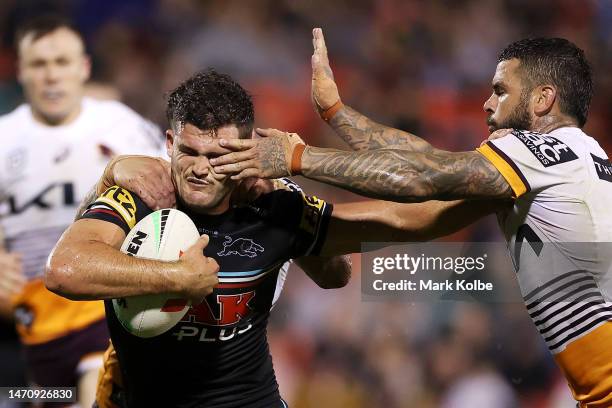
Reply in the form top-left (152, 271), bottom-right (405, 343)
top-left (0, 134), bottom-right (114, 216)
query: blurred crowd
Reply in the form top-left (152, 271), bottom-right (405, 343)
top-left (1, 0), bottom-right (610, 407)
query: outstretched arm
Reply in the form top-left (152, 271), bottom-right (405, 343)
top-left (317, 199), bottom-right (507, 256)
top-left (299, 146), bottom-right (512, 202)
top-left (210, 133), bottom-right (513, 203)
top-left (311, 28), bottom-right (433, 153)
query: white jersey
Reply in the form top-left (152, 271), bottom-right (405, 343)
top-left (477, 127), bottom-right (612, 407)
top-left (0, 97), bottom-right (165, 345)
top-left (0, 97), bottom-right (164, 279)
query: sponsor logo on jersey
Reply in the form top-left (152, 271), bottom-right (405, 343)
top-left (217, 236), bottom-right (264, 258)
top-left (183, 292), bottom-right (256, 326)
top-left (591, 154), bottom-right (612, 183)
top-left (512, 130), bottom-right (578, 167)
top-left (171, 292), bottom-right (256, 341)
top-left (171, 322), bottom-right (253, 342)
top-left (3, 182), bottom-right (75, 215)
top-left (53, 146), bottom-right (71, 164)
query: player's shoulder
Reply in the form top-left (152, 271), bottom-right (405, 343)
top-left (489, 128), bottom-right (589, 169)
top-left (0, 105), bottom-right (34, 155)
top-left (82, 97), bottom-right (162, 147)
top-left (83, 97), bottom-right (145, 122)
top-left (0, 104), bottom-right (31, 129)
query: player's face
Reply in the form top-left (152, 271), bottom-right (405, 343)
top-left (17, 28), bottom-right (90, 126)
top-left (483, 59), bottom-right (532, 133)
top-left (168, 123), bottom-right (240, 214)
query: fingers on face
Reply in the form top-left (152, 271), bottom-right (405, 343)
top-left (218, 138), bottom-right (253, 151)
top-left (215, 159), bottom-right (259, 175)
top-left (230, 168), bottom-right (262, 181)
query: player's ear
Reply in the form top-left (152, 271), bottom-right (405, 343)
top-left (533, 84), bottom-right (556, 117)
top-left (166, 129), bottom-right (175, 157)
top-left (80, 54), bottom-right (92, 83)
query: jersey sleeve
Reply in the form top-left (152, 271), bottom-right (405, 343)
top-left (80, 186), bottom-right (152, 234)
top-left (255, 189), bottom-right (333, 258)
top-left (476, 130), bottom-right (579, 198)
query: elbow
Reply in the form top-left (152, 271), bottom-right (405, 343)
top-left (45, 254), bottom-right (82, 300)
top-left (319, 279), bottom-right (349, 289)
top-left (318, 256), bottom-right (352, 289)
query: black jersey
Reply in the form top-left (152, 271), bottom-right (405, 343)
top-left (81, 184), bottom-right (332, 408)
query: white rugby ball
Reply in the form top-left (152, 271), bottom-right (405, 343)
top-left (112, 208), bottom-right (200, 338)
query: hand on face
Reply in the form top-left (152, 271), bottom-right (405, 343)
top-left (209, 129), bottom-right (305, 180)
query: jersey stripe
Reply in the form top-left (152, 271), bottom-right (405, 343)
top-left (524, 269), bottom-right (612, 353)
top-left (97, 196), bottom-right (136, 229)
top-left (476, 142), bottom-right (531, 197)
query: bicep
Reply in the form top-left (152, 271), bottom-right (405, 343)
top-left (425, 150), bottom-right (513, 200)
top-left (319, 200), bottom-right (438, 255)
top-left (58, 219), bottom-right (126, 251)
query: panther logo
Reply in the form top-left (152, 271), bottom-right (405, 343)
top-left (217, 236), bottom-right (264, 258)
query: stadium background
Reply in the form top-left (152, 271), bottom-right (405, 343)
top-left (0, 0), bottom-right (611, 407)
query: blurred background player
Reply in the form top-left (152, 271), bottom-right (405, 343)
top-left (0, 14), bottom-right (163, 407)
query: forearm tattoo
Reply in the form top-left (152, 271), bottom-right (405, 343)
top-left (302, 147), bottom-right (512, 202)
top-left (329, 106), bottom-right (434, 153)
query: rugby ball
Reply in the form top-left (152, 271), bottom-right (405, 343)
top-left (112, 209), bottom-right (200, 338)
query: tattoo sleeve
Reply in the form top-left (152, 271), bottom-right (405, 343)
top-left (329, 105), bottom-right (434, 153)
top-left (74, 185), bottom-right (99, 221)
top-left (301, 147), bottom-right (513, 202)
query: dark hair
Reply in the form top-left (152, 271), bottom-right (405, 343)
top-left (498, 38), bottom-right (593, 127)
top-left (166, 70), bottom-right (254, 138)
top-left (15, 14), bottom-right (83, 51)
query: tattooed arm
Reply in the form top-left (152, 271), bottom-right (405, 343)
top-left (211, 132), bottom-right (512, 203)
top-left (299, 147), bottom-right (512, 202)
